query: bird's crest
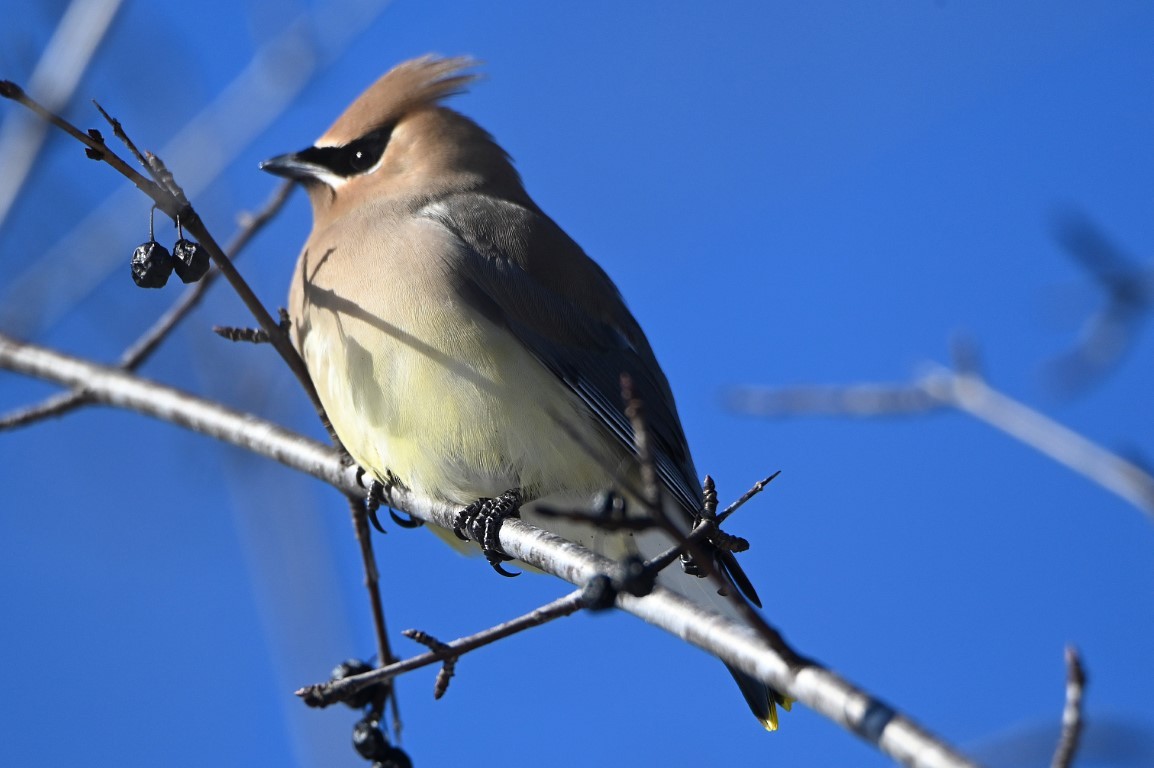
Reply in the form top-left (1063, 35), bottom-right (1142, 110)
top-left (318, 55), bottom-right (479, 146)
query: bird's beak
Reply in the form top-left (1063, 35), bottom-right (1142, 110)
top-left (259, 150), bottom-right (324, 183)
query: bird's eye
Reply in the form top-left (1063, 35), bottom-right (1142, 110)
top-left (339, 130), bottom-right (391, 176)
top-left (348, 146), bottom-right (377, 173)
top-left (283, 124), bottom-right (395, 185)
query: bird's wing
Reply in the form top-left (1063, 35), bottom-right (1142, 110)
top-left (420, 193), bottom-right (700, 513)
top-left (420, 193), bottom-right (761, 606)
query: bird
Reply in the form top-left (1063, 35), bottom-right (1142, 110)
top-left (260, 55), bottom-right (787, 730)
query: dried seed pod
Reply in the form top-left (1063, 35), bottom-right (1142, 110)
top-left (172, 238), bottom-right (210, 283)
top-left (131, 241), bottom-right (173, 288)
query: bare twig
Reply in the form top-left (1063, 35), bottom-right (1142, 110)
top-left (345, 493), bottom-right (401, 730)
top-left (400, 629), bottom-right (457, 699)
top-left (93, 99), bottom-right (150, 172)
top-left (726, 382), bottom-right (940, 417)
top-left (919, 366), bottom-right (1154, 518)
top-left (1051, 646), bottom-right (1087, 768)
top-left (0, 333), bottom-right (979, 767)
top-left (301, 591), bottom-right (586, 707)
top-left (0, 81), bottom-right (164, 200)
top-left (624, 377), bottom-right (806, 707)
top-left (717, 471), bottom-right (781, 524)
top-left (1049, 210), bottom-right (1153, 393)
top-left (729, 364), bottom-right (1154, 521)
top-left (0, 0), bottom-right (395, 340)
top-left (0, 180), bottom-right (294, 432)
top-left (621, 374), bottom-right (663, 512)
top-left (213, 326), bottom-right (273, 344)
top-left (0, 83), bottom-right (338, 446)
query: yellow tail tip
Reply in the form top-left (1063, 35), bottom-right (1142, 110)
top-left (760, 695), bottom-right (795, 731)
top-left (761, 701), bottom-right (780, 732)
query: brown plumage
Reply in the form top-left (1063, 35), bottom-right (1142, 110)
top-left (262, 55), bottom-right (786, 730)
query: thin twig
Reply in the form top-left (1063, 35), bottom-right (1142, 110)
top-left (0, 83), bottom-right (338, 447)
top-left (1048, 210), bottom-right (1153, 393)
top-left (401, 629), bottom-right (456, 699)
top-left (726, 382), bottom-right (940, 417)
top-left (0, 0), bottom-right (394, 340)
top-left (300, 591), bottom-right (587, 707)
top-left (919, 366), bottom-right (1154, 518)
top-left (213, 326), bottom-right (273, 344)
top-left (0, 81), bottom-right (163, 201)
top-left (621, 374), bottom-right (663, 512)
top-left (718, 471), bottom-right (781, 525)
top-left (0, 180), bottom-right (294, 432)
top-left (93, 99), bottom-right (149, 173)
top-left (1051, 646), bottom-right (1087, 768)
top-left (729, 364), bottom-right (1154, 521)
top-left (345, 493), bottom-right (402, 733)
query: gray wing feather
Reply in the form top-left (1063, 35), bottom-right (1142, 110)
top-left (420, 193), bottom-right (703, 516)
top-left (421, 192), bottom-right (763, 607)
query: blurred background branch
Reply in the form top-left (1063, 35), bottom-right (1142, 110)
top-left (0, 0), bottom-right (123, 233)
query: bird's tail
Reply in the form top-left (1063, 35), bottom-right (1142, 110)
top-left (523, 495), bottom-right (790, 730)
top-left (641, 525), bottom-right (791, 730)
top-left (728, 666), bottom-right (792, 731)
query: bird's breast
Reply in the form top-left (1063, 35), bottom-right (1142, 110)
top-left (288, 215), bottom-right (619, 507)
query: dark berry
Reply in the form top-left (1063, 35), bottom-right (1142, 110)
top-left (374, 745), bottom-right (413, 768)
top-left (353, 720), bottom-right (388, 761)
top-left (131, 241), bottom-right (173, 288)
top-left (172, 238), bottom-right (210, 283)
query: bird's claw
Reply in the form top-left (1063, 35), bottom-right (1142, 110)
top-left (364, 475), bottom-right (422, 532)
top-left (365, 480), bottom-right (387, 533)
top-left (453, 489), bottom-right (522, 577)
top-left (389, 508), bottom-right (423, 529)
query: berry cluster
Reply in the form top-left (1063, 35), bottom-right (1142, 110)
top-left (131, 210), bottom-right (210, 288)
top-left (331, 659), bottom-right (412, 768)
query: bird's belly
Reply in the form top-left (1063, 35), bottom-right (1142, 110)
top-left (299, 300), bottom-right (618, 507)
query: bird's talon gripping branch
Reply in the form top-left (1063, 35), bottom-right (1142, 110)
top-left (453, 489), bottom-right (522, 576)
top-left (389, 508), bottom-right (423, 529)
top-left (382, 473), bottom-right (423, 529)
top-left (365, 480), bottom-right (387, 533)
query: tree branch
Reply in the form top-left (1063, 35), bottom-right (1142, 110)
top-left (918, 365), bottom-right (1154, 518)
top-left (0, 80), bottom-right (336, 447)
top-left (0, 332), bottom-right (979, 768)
top-left (1050, 646), bottom-right (1087, 768)
top-left (729, 363), bottom-right (1154, 522)
top-left (300, 590), bottom-right (587, 706)
top-left (0, 179), bottom-right (294, 432)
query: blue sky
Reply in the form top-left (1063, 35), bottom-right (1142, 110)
top-left (2, 2), bottom-right (1153, 766)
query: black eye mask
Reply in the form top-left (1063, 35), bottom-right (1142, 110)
top-left (296, 125), bottom-right (395, 178)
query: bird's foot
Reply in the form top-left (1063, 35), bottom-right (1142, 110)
top-left (453, 489), bottom-right (523, 577)
top-left (365, 479), bottom-right (388, 533)
top-left (364, 473), bottom-right (422, 532)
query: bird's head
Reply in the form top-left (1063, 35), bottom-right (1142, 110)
top-left (261, 56), bottom-right (523, 218)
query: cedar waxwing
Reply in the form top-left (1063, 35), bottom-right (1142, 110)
top-left (261, 55), bottom-right (787, 730)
